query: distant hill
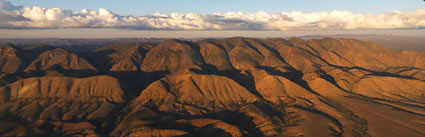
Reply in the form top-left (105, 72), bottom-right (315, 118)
top-left (0, 38), bottom-right (166, 53)
top-left (301, 34), bottom-right (425, 50)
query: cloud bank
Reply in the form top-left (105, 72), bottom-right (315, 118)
top-left (1, 0), bottom-right (425, 30)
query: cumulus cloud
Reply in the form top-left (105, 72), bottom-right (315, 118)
top-left (1, 0), bottom-right (425, 30)
top-left (0, 0), bottom-right (28, 27)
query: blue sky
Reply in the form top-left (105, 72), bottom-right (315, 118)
top-left (10, 0), bottom-right (423, 15)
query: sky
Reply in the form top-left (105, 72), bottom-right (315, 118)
top-left (9, 0), bottom-right (423, 15)
top-left (0, 0), bottom-right (424, 38)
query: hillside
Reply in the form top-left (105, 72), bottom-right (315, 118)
top-left (0, 37), bottom-right (424, 137)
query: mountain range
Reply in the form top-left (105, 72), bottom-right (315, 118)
top-left (0, 37), bottom-right (424, 137)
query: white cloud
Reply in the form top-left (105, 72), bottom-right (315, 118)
top-left (1, 0), bottom-right (425, 30)
top-left (0, 0), bottom-right (28, 27)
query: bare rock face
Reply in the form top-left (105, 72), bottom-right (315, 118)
top-left (24, 48), bottom-right (97, 73)
top-left (141, 39), bottom-right (205, 74)
top-left (0, 45), bottom-right (24, 74)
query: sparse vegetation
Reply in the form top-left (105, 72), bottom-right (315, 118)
top-left (320, 98), bottom-right (371, 137)
top-left (0, 37), bottom-right (424, 137)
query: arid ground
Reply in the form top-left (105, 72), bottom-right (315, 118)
top-left (0, 37), bottom-right (424, 137)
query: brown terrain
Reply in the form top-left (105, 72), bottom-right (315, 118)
top-left (0, 37), bottom-right (424, 137)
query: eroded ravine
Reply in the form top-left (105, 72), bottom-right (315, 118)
top-left (0, 38), bottom-right (424, 137)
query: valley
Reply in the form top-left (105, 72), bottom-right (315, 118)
top-left (0, 37), bottom-right (424, 137)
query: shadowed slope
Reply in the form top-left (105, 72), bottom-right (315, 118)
top-left (87, 42), bottom-right (152, 72)
top-left (0, 45), bottom-right (24, 74)
top-left (113, 74), bottom-right (285, 137)
top-left (0, 37), bottom-right (424, 137)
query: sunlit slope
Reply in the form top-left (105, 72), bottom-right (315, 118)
top-left (0, 37), bottom-right (424, 137)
